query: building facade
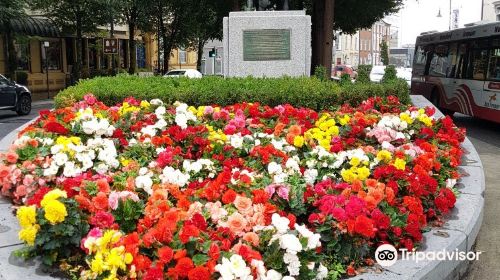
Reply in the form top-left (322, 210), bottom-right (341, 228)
top-left (333, 31), bottom-right (359, 67)
top-left (358, 20), bottom-right (391, 66)
top-left (482, 0), bottom-right (500, 21)
top-left (0, 17), bottom-right (197, 99)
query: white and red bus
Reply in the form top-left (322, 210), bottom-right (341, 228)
top-left (411, 22), bottom-right (500, 122)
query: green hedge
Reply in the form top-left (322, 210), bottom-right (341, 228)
top-left (55, 75), bottom-right (410, 110)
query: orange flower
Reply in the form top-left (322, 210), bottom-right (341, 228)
top-left (5, 152), bottom-right (18, 164)
top-left (243, 232), bottom-right (260, 247)
top-left (234, 195), bottom-right (253, 216)
top-left (288, 125), bottom-right (302, 136)
top-left (273, 122), bottom-right (286, 136)
top-left (227, 212), bottom-right (247, 235)
top-left (92, 192), bottom-right (109, 211)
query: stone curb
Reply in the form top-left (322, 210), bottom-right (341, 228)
top-left (0, 96), bottom-right (485, 280)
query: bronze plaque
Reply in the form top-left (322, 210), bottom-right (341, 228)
top-left (103, 38), bottom-right (118, 54)
top-left (243, 29), bottom-right (291, 61)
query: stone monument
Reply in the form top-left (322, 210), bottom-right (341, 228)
top-left (223, 10), bottom-right (311, 78)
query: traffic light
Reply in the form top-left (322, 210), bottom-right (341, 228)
top-left (209, 48), bottom-right (216, 58)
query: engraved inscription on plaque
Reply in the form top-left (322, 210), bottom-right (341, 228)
top-left (243, 29), bottom-right (291, 61)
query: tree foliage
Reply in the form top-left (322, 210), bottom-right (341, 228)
top-left (1, 0), bottom-right (27, 79)
top-left (380, 40), bottom-right (389, 66)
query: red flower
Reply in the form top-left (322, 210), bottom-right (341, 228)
top-left (26, 187), bottom-right (51, 207)
top-left (143, 266), bottom-right (163, 280)
top-left (353, 215), bottom-right (375, 238)
top-left (43, 121), bottom-right (68, 135)
top-left (188, 266), bottom-right (210, 280)
top-left (89, 211), bottom-right (115, 228)
top-left (208, 243), bottom-right (220, 261)
top-left (174, 257), bottom-right (194, 278)
top-left (179, 224), bottom-right (200, 244)
top-left (222, 189), bottom-right (237, 204)
top-left (158, 246), bottom-right (174, 264)
top-left (252, 189), bottom-right (268, 204)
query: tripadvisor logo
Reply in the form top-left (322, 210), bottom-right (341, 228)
top-left (375, 244), bottom-right (398, 267)
top-left (375, 244), bottom-right (483, 267)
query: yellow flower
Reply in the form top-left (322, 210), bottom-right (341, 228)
top-left (44, 200), bottom-right (67, 225)
top-left (350, 157), bottom-right (361, 167)
top-left (40, 189), bottom-right (67, 207)
top-left (393, 158), bottom-right (407, 171)
top-left (120, 158), bottom-right (131, 167)
top-left (17, 205), bottom-right (37, 228)
top-left (341, 168), bottom-right (357, 183)
top-left (140, 100), bottom-right (150, 109)
top-left (18, 224), bottom-right (39, 246)
top-left (376, 150), bottom-right (392, 162)
top-left (400, 113), bottom-right (414, 124)
top-left (124, 253), bottom-right (133, 264)
top-left (356, 166), bottom-right (371, 180)
top-left (90, 252), bottom-right (107, 274)
top-left (319, 139), bottom-right (330, 150)
top-left (327, 125), bottom-right (339, 136)
top-left (293, 136), bottom-right (305, 148)
top-left (418, 115), bottom-right (433, 127)
top-left (338, 114), bottom-right (351, 126)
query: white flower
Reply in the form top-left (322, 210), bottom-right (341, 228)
top-left (160, 166), bottom-right (190, 187)
top-left (271, 214), bottom-right (290, 234)
top-left (155, 105), bottom-right (166, 115)
top-left (215, 255), bottom-right (252, 280)
top-left (95, 163), bottom-right (109, 175)
top-left (267, 162), bottom-right (282, 175)
top-left (285, 158), bottom-right (300, 173)
top-left (136, 175), bottom-right (153, 195)
top-left (316, 263), bottom-right (328, 280)
top-left (304, 169), bottom-right (318, 185)
top-left (230, 134), bottom-right (244, 149)
top-left (53, 152), bottom-right (68, 166)
top-left (283, 275), bottom-right (297, 280)
top-left (265, 270), bottom-right (283, 280)
top-left (279, 234), bottom-right (302, 254)
top-left (151, 99), bottom-right (163, 106)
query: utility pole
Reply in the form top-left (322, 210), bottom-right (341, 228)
top-left (43, 41), bottom-right (50, 99)
top-left (449, 0), bottom-right (452, 30)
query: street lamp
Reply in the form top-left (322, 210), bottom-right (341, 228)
top-left (437, 0), bottom-right (453, 30)
top-left (43, 41), bottom-right (50, 99)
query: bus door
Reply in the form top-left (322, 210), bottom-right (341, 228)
top-left (484, 41), bottom-right (500, 112)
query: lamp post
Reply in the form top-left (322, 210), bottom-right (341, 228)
top-left (43, 41), bottom-right (50, 99)
top-left (437, 0), bottom-right (453, 30)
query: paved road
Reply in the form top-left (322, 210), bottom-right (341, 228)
top-left (455, 114), bottom-right (500, 280)
top-left (0, 100), bottom-right (54, 139)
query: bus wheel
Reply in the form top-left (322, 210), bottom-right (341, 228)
top-left (431, 91), bottom-right (454, 116)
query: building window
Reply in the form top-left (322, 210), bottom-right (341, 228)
top-left (42, 40), bottom-right (61, 71)
top-left (15, 41), bottom-right (30, 71)
top-left (179, 49), bottom-right (187, 64)
top-left (119, 39), bottom-right (128, 68)
top-left (136, 42), bottom-right (146, 68)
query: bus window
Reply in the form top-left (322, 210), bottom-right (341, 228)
top-left (429, 44), bottom-right (449, 77)
top-left (447, 43), bottom-right (458, 78)
top-left (456, 43), bottom-right (469, 79)
top-left (413, 45), bottom-right (433, 76)
top-left (467, 40), bottom-right (489, 80)
top-left (487, 39), bottom-right (500, 81)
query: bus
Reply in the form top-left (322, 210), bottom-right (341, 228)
top-left (411, 22), bottom-right (500, 122)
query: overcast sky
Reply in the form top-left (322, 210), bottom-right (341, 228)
top-left (385, 0), bottom-right (483, 46)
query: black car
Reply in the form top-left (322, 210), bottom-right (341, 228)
top-left (0, 74), bottom-right (31, 115)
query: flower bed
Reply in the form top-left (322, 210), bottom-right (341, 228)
top-left (0, 94), bottom-right (465, 280)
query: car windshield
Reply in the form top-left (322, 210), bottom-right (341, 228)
top-left (166, 71), bottom-right (186, 75)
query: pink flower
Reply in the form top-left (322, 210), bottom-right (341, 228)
top-left (108, 191), bottom-right (139, 210)
top-left (276, 186), bottom-right (290, 201)
top-left (83, 94), bottom-right (97, 105)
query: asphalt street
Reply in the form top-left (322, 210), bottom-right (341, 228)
top-left (455, 114), bottom-right (500, 280)
top-left (0, 100), bottom-right (54, 139)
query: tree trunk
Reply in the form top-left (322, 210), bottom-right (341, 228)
top-left (74, 15), bottom-right (83, 82)
top-left (311, 0), bottom-right (324, 75)
top-left (310, 0), bottom-right (334, 77)
top-left (232, 0), bottom-right (240, 11)
top-left (196, 39), bottom-right (205, 72)
top-left (322, 0), bottom-right (334, 77)
top-left (162, 34), bottom-right (171, 74)
top-left (128, 17), bottom-right (136, 74)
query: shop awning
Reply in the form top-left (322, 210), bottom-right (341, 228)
top-left (10, 17), bottom-right (60, 37)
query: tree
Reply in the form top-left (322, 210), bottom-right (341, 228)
top-left (118, 0), bottom-right (154, 74)
top-left (190, 0), bottom-right (232, 72)
top-left (0, 0), bottom-right (27, 79)
top-left (29, 0), bottom-right (108, 80)
top-left (380, 40), bottom-right (389, 66)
